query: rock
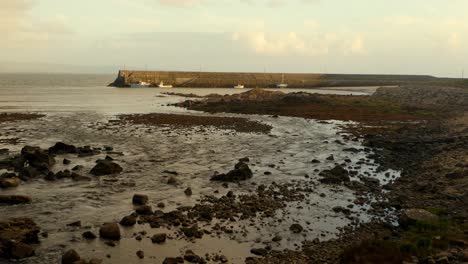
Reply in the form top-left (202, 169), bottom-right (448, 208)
top-left (90, 161), bottom-right (123, 176)
top-left (151, 233), bottom-right (167, 244)
top-left (62, 249), bottom-right (80, 264)
top-left (219, 255), bottom-right (228, 263)
top-left (445, 170), bottom-right (466, 179)
top-left (326, 155), bottom-right (335, 161)
top-left (136, 250), bottom-right (144, 259)
top-left (184, 250), bottom-right (201, 263)
top-left (0, 195), bottom-right (32, 205)
top-left (289, 224), bottom-right (303, 233)
top-left (210, 161), bottom-right (253, 182)
top-left (399, 209), bottom-right (439, 228)
top-left (49, 142), bottom-right (77, 155)
top-left (332, 206), bottom-right (351, 215)
top-left (55, 170), bottom-right (72, 179)
top-left (239, 157), bottom-right (250, 162)
top-left (104, 146), bottom-right (113, 151)
top-left (163, 257), bottom-right (179, 264)
top-left (0, 218), bottom-right (40, 259)
top-left (157, 202), bottom-right (165, 208)
top-left (311, 159), bottom-right (321, 163)
top-left (181, 225), bottom-right (204, 238)
top-left (135, 205), bottom-right (152, 215)
top-left (82, 231), bottom-right (97, 240)
top-left (71, 165), bottom-right (83, 171)
top-left (272, 235), bottom-right (282, 242)
top-left (99, 223), bottom-right (121, 240)
top-left (63, 159), bottom-right (71, 165)
top-left (0, 177), bottom-right (21, 188)
top-left (21, 146), bottom-right (55, 170)
top-left (10, 242), bottom-right (34, 259)
top-left (18, 166), bottom-right (40, 180)
top-left (343, 148), bottom-right (360, 153)
top-left (132, 194), bottom-right (148, 205)
top-left (67, 221), bottom-right (81, 227)
top-left (167, 176), bottom-right (178, 185)
top-left (184, 187), bottom-right (192, 196)
top-left (319, 165), bottom-right (350, 184)
top-left (120, 215), bottom-right (137, 227)
top-left (77, 146), bottom-right (99, 157)
top-left (251, 248), bottom-right (268, 256)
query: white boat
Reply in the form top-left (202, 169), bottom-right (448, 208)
top-left (157, 81), bottom-right (173, 88)
top-left (276, 73), bottom-right (288, 88)
top-left (130, 81), bottom-right (151, 88)
top-left (234, 84), bottom-right (245, 89)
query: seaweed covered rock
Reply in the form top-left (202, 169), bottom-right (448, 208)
top-left (21, 146), bottom-right (55, 171)
top-left (319, 165), bottom-right (350, 184)
top-left (210, 161), bottom-right (253, 182)
top-left (0, 218), bottom-right (40, 259)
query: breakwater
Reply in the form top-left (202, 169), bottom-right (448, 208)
top-left (110, 70), bottom-right (465, 88)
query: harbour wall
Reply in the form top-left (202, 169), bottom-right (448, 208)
top-left (110, 70), bottom-right (465, 88)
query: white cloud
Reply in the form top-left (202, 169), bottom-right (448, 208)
top-left (233, 31), bottom-right (328, 56)
top-left (233, 30), bottom-right (367, 56)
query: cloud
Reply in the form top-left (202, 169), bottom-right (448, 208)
top-left (232, 31), bottom-right (329, 56)
top-left (232, 30), bottom-right (366, 56)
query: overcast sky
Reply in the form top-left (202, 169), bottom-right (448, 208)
top-left (1, 0), bottom-right (467, 77)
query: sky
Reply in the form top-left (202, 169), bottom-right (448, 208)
top-left (0, 0), bottom-right (467, 77)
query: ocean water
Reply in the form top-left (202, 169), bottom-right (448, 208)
top-left (0, 73), bottom-right (372, 114)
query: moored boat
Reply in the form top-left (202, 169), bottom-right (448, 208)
top-left (158, 81), bottom-right (173, 88)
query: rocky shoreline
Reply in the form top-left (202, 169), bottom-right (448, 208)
top-left (173, 87), bottom-right (467, 263)
top-left (0, 86), bottom-right (467, 263)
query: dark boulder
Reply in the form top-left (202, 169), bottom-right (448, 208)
top-left (184, 250), bottom-right (202, 263)
top-left (251, 248), bottom-right (268, 256)
top-left (119, 215), bottom-right (137, 227)
top-left (135, 205), bottom-right (153, 215)
top-left (0, 218), bottom-right (40, 259)
top-left (210, 161), bottom-right (253, 182)
top-left (90, 161), bottom-right (123, 176)
top-left (49, 142), bottom-right (77, 155)
top-left (0, 195), bottom-right (32, 205)
top-left (289, 224), bottom-right (303, 233)
top-left (132, 194), bottom-right (148, 205)
top-left (319, 165), bottom-right (350, 184)
top-left (62, 249), bottom-right (80, 264)
top-left (82, 231), bottom-right (97, 240)
top-left (99, 223), bottom-right (121, 240)
top-left (151, 233), bottom-right (167, 244)
top-left (21, 146), bottom-right (55, 170)
top-left (77, 146), bottom-right (99, 157)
